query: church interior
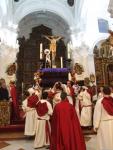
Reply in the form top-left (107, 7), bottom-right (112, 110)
top-left (0, 0), bottom-right (113, 150)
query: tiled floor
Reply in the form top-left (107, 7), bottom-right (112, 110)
top-left (0, 135), bottom-right (97, 150)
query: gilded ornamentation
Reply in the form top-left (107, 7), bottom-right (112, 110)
top-left (6, 63), bottom-right (16, 76)
top-left (74, 63), bottom-right (84, 75)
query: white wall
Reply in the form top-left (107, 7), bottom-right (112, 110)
top-left (0, 0), bottom-right (112, 82)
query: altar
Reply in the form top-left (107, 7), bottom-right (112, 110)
top-left (39, 68), bottom-right (69, 87)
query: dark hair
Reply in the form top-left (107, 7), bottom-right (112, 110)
top-left (55, 82), bottom-right (63, 90)
top-left (60, 92), bottom-right (67, 100)
top-left (10, 81), bottom-right (15, 85)
top-left (67, 80), bottom-right (74, 86)
top-left (103, 86), bottom-right (111, 95)
top-left (42, 92), bottom-right (48, 99)
top-left (24, 91), bottom-right (30, 97)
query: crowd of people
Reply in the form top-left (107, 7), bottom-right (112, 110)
top-left (22, 79), bottom-right (113, 150)
top-left (0, 77), bottom-right (113, 150)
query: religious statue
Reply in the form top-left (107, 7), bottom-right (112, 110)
top-left (44, 35), bottom-right (62, 67)
top-left (74, 63), bottom-right (84, 75)
top-left (44, 49), bottom-right (51, 68)
top-left (6, 63), bottom-right (16, 76)
top-left (67, 0), bottom-right (74, 6)
top-left (90, 74), bottom-right (95, 83)
top-left (108, 30), bottom-right (113, 46)
top-left (34, 71), bottom-right (43, 84)
top-left (6, 62), bottom-right (16, 84)
top-left (108, 30), bottom-right (113, 56)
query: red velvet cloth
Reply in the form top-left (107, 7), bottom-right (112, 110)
top-left (35, 101), bottom-right (48, 117)
top-left (45, 120), bottom-right (51, 143)
top-left (10, 85), bottom-right (20, 119)
top-left (87, 86), bottom-right (96, 100)
top-left (27, 95), bottom-right (39, 108)
top-left (102, 96), bottom-right (113, 116)
top-left (50, 99), bottom-right (86, 150)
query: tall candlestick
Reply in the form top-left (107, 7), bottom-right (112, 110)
top-left (60, 57), bottom-right (63, 68)
top-left (40, 43), bottom-right (43, 59)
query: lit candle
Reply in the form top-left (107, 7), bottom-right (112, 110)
top-left (68, 72), bottom-right (71, 80)
top-left (22, 82), bottom-right (24, 99)
top-left (40, 43), bottom-right (43, 59)
top-left (60, 57), bottom-right (63, 68)
top-left (67, 43), bottom-right (71, 59)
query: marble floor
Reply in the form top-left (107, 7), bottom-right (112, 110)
top-left (0, 135), bottom-right (97, 150)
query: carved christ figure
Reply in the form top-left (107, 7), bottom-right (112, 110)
top-left (44, 35), bottom-right (62, 56)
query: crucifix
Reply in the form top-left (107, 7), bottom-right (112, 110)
top-left (43, 35), bottom-right (62, 68)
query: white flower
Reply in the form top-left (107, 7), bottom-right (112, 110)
top-left (44, 49), bottom-right (50, 54)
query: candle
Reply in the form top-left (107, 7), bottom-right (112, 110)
top-left (40, 43), bottom-right (43, 59)
top-left (22, 82), bottom-right (24, 100)
top-left (67, 43), bottom-right (71, 59)
top-left (60, 57), bottom-right (63, 68)
top-left (68, 72), bottom-right (71, 80)
top-left (22, 82), bottom-right (24, 91)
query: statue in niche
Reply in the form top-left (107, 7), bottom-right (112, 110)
top-left (108, 30), bottom-right (113, 46)
top-left (74, 63), bottom-right (84, 75)
top-left (67, 0), bottom-right (74, 6)
top-left (6, 62), bottom-right (16, 83)
top-left (108, 30), bottom-right (113, 56)
top-left (43, 35), bottom-right (62, 67)
top-left (69, 63), bottom-right (84, 83)
top-left (6, 63), bottom-right (16, 76)
top-left (44, 49), bottom-right (51, 68)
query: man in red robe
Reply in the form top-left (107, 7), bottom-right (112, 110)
top-left (50, 92), bottom-right (86, 150)
top-left (9, 81), bottom-right (20, 120)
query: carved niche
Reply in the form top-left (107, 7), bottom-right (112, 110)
top-left (16, 25), bottom-right (66, 93)
top-left (94, 37), bottom-right (113, 87)
top-left (67, 0), bottom-right (74, 6)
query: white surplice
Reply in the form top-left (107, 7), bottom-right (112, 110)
top-left (80, 90), bottom-right (92, 126)
top-left (22, 98), bottom-right (37, 136)
top-left (93, 98), bottom-right (113, 150)
top-left (34, 99), bottom-right (53, 148)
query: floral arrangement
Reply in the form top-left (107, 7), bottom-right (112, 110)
top-left (34, 71), bottom-right (43, 81)
top-left (6, 63), bottom-right (16, 76)
top-left (44, 49), bottom-right (50, 55)
top-left (39, 68), bottom-right (69, 72)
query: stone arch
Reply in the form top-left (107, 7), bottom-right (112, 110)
top-left (18, 10), bottom-right (70, 43)
top-left (92, 35), bottom-right (109, 54)
top-left (13, 0), bottom-right (74, 27)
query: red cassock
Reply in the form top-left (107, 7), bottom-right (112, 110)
top-left (50, 99), bottom-right (86, 150)
top-left (10, 85), bottom-right (19, 119)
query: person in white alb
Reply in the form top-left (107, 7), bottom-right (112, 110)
top-left (79, 86), bottom-right (92, 127)
top-left (34, 92), bottom-right (53, 149)
top-left (22, 88), bottom-right (38, 136)
top-left (93, 86), bottom-right (113, 150)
